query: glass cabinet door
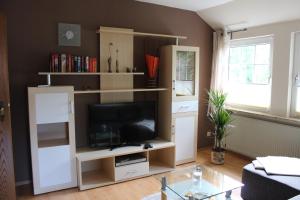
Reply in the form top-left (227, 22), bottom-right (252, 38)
top-left (175, 51), bottom-right (196, 97)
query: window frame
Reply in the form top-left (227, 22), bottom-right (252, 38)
top-left (225, 35), bottom-right (274, 112)
top-left (290, 31), bottom-right (300, 118)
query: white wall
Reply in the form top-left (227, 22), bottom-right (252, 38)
top-left (227, 20), bottom-right (300, 158)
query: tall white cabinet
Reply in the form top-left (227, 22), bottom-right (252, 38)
top-left (28, 86), bottom-right (77, 194)
top-left (160, 45), bottom-right (199, 165)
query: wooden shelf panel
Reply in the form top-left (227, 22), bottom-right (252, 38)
top-left (81, 170), bottom-right (114, 190)
top-left (73, 88), bottom-right (168, 94)
top-left (38, 72), bottom-right (144, 76)
top-left (76, 139), bottom-right (175, 162)
top-left (149, 160), bottom-right (174, 174)
top-left (38, 138), bottom-right (69, 148)
top-left (97, 29), bottom-right (187, 40)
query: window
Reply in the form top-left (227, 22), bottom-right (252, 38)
top-left (224, 36), bottom-right (273, 110)
top-left (290, 32), bottom-right (300, 117)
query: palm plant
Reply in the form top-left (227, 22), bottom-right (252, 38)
top-left (207, 90), bottom-right (233, 151)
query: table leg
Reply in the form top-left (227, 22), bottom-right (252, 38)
top-left (225, 190), bottom-right (232, 199)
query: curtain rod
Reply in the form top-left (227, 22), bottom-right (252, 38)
top-left (227, 28), bottom-right (248, 39)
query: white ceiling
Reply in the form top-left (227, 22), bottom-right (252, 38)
top-left (136, 0), bottom-right (233, 12)
top-left (137, 0), bottom-right (300, 30)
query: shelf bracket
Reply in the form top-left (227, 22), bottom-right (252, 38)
top-left (47, 74), bottom-right (51, 86)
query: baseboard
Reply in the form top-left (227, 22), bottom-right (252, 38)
top-left (16, 180), bottom-right (31, 186)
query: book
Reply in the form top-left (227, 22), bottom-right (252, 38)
top-left (54, 53), bottom-right (59, 72)
top-left (61, 54), bottom-right (66, 72)
top-left (49, 53), bottom-right (96, 73)
top-left (77, 56), bottom-right (81, 72)
top-left (85, 56), bottom-right (89, 72)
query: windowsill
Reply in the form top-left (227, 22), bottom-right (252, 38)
top-left (227, 107), bottom-right (300, 128)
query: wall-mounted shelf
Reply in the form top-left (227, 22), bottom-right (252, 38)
top-left (38, 72), bottom-right (144, 76)
top-left (74, 88), bottom-right (168, 94)
top-left (38, 72), bottom-right (145, 86)
top-left (97, 27), bottom-right (187, 45)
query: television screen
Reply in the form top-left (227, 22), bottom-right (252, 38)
top-left (88, 101), bottom-right (157, 149)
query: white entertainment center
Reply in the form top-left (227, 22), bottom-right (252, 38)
top-left (28, 27), bottom-right (199, 194)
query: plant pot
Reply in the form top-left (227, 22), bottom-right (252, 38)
top-left (211, 150), bottom-right (225, 165)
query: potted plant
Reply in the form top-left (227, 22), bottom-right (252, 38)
top-left (207, 90), bottom-right (233, 164)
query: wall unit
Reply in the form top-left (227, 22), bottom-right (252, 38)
top-left (28, 86), bottom-right (77, 194)
top-left (160, 45), bottom-right (199, 165)
top-left (28, 27), bottom-right (187, 193)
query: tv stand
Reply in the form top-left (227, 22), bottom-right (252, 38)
top-left (76, 139), bottom-right (175, 190)
top-left (110, 143), bottom-right (141, 151)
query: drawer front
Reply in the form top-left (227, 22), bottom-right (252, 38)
top-left (115, 162), bottom-right (149, 181)
top-left (172, 100), bottom-right (198, 113)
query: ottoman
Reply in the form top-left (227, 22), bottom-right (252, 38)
top-left (241, 164), bottom-right (300, 200)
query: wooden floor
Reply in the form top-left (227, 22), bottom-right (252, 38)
top-left (16, 147), bottom-right (251, 200)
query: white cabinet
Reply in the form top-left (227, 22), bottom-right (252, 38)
top-left (28, 86), bottom-right (77, 194)
top-left (160, 45), bottom-right (199, 165)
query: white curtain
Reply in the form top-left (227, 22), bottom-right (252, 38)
top-left (210, 30), bottom-right (230, 91)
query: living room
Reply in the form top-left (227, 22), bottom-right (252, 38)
top-left (0, 0), bottom-right (300, 200)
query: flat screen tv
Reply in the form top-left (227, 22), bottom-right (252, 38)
top-left (88, 101), bottom-right (157, 149)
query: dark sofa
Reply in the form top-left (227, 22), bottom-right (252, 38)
top-left (241, 164), bottom-right (300, 200)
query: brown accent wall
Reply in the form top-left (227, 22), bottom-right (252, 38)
top-left (0, 0), bottom-right (213, 182)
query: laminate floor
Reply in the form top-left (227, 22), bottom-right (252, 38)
top-left (17, 147), bottom-right (251, 200)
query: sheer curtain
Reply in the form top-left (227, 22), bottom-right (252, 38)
top-left (210, 30), bottom-right (230, 91)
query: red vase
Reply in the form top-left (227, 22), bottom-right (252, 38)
top-left (145, 54), bottom-right (159, 88)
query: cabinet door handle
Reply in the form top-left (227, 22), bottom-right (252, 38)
top-left (172, 80), bottom-right (176, 90)
top-left (69, 101), bottom-right (74, 114)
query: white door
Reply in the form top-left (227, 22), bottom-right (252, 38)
top-left (174, 113), bottom-right (197, 164)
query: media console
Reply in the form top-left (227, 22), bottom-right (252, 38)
top-left (76, 139), bottom-right (175, 190)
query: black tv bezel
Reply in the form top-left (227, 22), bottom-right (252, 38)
top-left (88, 101), bottom-right (157, 149)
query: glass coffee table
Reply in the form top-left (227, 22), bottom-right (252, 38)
top-left (155, 165), bottom-right (244, 200)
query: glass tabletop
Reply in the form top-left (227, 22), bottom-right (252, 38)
top-left (154, 165), bottom-right (244, 200)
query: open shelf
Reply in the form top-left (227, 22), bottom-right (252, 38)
top-left (80, 157), bottom-right (115, 190)
top-left (149, 147), bottom-right (175, 174)
top-left (38, 72), bottom-right (144, 76)
top-left (37, 122), bottom-right (69, 148)
top-left (73, 88), bottom-right (168, 94)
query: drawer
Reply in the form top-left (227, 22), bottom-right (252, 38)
top-left (172, 101), bottom-right (198, 113)
top-left (115, 162), bottom-right (149, 181)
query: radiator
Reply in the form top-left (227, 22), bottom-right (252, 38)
top-left (227, 115), bottom-right (300, 158)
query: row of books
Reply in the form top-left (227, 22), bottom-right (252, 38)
top-left (50, 53), bottom-right (97, 72)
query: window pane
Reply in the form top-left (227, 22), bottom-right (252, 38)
top-left (255, 44), bottom-right (270, 64)
top-left (241, 46), bottom-right (255, 64)
top-left (253, 64), bottom-right (270, 84)
top-left (176, 51), bottom-right (195, 96)
top-left (225, 83), bottom-right (271, 108)
top-left (226, 37), bottom-right (272, 109)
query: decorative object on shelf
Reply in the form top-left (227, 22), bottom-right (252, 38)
top-left (132, 67), bottom-right (137, 72)
top-left (108, 42), bottom-right (113, 73)
top-left (116, 49), bottom-right (119, 73)
top-left (145, 54), bottom-right (159, 88)
top-left (207, 90), bottom-right (233, 165)
top-left (126, 67), bottom-right (131, 73)
top-left (58, 23), bottom-right (81, 47)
